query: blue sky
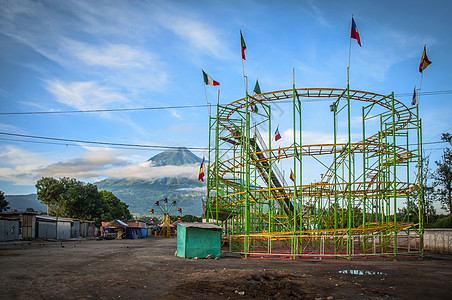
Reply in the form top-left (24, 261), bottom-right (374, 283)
top-left (1, 0), bottom-right (451, 196)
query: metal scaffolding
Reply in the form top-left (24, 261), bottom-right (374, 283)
top-left (206, 85), bottom-right (423, 259)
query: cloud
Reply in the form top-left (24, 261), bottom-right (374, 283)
top-left (154, 7), bottom-right (229, 60)
top-left (0, 145), bottom-right (199, 187)
top-left (64, 40), bottom-right (154, 68)
top-left (45, 80), bottom-right (130, 110)
top-left (169, 109), bottom-right (183, 120)
top-left (103, 161), bottom-right (198, 180)
top-left (37, 150), bottom-right (129, 178)
top-left (0, 145), bottom-right (51, 185)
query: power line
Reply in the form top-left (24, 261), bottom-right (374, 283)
top-left (0, 132), bottom-right (210, 151)
top-left (1, 89), bottom-right (451, 116)
top-left (0, 104), bottom-right (211, 115)
top-left (0, 131), bottom-right (448, 152)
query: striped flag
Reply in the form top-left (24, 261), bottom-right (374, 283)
top-left (290, 169), bottom-right (294, 182)
top-left (202, 70), bottom-right (220, 86)
top-left (274, 126), bottom-right (282, 141)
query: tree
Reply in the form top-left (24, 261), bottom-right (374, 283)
top-left (99, 190), bottom-right (132, 221)
top-left (0, 190), bottom-right (10, 211)
top-left (35, 177), bottom-right (132, 226)
top-left (35, 177), bottom-right (66, 216)
top-left (35, 177), bottom-right (66, 238)
top-left (433, 133), bottom-right (452, 215)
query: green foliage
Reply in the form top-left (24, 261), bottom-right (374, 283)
top-left (35, 177), bottom-right (65, 216)
top-left (0, 190), bottom-right (9, 212)
top-left (426, 215), bottom-right (452, 228)
top-left (100, 190), bottom-right (132, 221)
top-left (180, 215), bottom-right (202, 222)
top-left (35, 177), bottom-right (132, 224)
top-left (433, 133), bottom-right (452, 215)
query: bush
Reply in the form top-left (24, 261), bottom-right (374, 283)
top-left (427, 215), bottom-right (452, 228)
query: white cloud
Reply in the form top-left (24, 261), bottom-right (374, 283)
top-left (64, 40), bottom-right (154, 68)
top-left (155, 10), bottom-right (229, 60)
top-left (169, 109), bottom-right (183, 120)
top-left (45, 80), bottom-right (130, 110)
top-left (0, 145), bottom-right (199, 187)
top-left (0, 145), bottom-right (51, 185)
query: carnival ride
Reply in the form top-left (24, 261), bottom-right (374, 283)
top-left (152, 198), bottom-right (182, 238)
top-left (205, 84), bottom-right (424, 259)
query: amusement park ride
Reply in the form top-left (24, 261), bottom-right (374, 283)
top-left (151, 198), bottom-right (182, 238)
top-left (204, 78), bottom-right (424, 259)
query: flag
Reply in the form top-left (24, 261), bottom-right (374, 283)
top-left (254, 79), bottom-right (261, 95)
top-left (178, 208), bottom-right (182, 214)
top-left (240, 30), bottom-right (246, 60)
top-left (351, 17), bottom-right (361, 47)
top-left (411, 86), bottom-right (417, 106)
top-left (419, 45), bottom-right (432, 73)
top-left (202, 70), bottom-right (220, 86)
top-left (274, 126), bottom-right (281, 141)
top-left (290, 169), bottom-right (294, 182)
top-left (250, 103), bottom-right (258, 113)
top-left (198, 156), bottom-right (205, 183)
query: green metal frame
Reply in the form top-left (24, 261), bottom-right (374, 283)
top-left (206, 85), bottom-right (423, 259)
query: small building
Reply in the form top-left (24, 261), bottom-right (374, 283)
top-left (102, 219), bottom-right (128, 239)
top-left (36, 216), bottom-right (72, 239)
top-left (125, 220), bottom-right (147, 239)
top-left (0, 211), bottom-right (38, 239)
top-left (0, 216), bottom-right (21, 241)
top-left (176, 222), bottom-right (222, 259)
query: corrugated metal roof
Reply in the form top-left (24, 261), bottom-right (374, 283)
top-left (178, 222), bottom-right (222, 230)
top-left (36, 216), bottom-right (72, 222)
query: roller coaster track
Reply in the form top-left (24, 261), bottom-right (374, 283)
top-left (210, 87), bottom-right (420, 231)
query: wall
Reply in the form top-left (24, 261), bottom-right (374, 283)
top-left (0, 219), bottom-right (21, 241)
top-left (424, 229), bottom-right (452, 254)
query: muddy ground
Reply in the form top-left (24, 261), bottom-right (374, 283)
top-left (1, 237), bottom-right (451, 299)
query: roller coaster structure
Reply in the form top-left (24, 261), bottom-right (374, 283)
top-left (206, 82), bottom-right (424, 259)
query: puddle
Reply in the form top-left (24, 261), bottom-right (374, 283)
top-left (338, 270), bottom-right (386, 276)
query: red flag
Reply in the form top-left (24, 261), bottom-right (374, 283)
top-left (351, 17), bottom-right (361, 47)
top-left (419, 45), bottom-right (432, 73)
top-left (240, 30), bottom-right (246, 60)
top-left (274, 126), bottom-right (281, 141)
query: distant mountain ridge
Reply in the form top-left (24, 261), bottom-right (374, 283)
top-left (5, 194), bottom-right (47, 212)
top-left (147, 147), bottom-right (203, 166)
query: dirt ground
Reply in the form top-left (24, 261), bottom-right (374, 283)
top-left (1, 237), bottom-right (451, 300)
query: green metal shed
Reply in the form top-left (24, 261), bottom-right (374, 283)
top-left (177, 222), bottom-right (222, 258)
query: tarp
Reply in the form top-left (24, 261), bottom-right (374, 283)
top-left (125, 227), bottom-right (147, 239)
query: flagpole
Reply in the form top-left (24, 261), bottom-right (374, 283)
top-left (347, 15), bottom-right (353, 87)
top-left (418, 69), bottom-right (424, 106)
top-left (202, 69), bottom-right (210, 116)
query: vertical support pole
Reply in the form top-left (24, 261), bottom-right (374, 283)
top-left (215, 96), bottom-right (220, 225)
top-left (418, 116), bottom-right (424, 256)
top-left (391, 92), bottom-right (398, 258)
top-left (292, 69), bottom-right (297, 259)
top-left (347, 85), bottom-right (352, 259)
top-left (206, 109), bottom-right (213, 223)
top-left (244, 77), bottom-right (250, 257)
